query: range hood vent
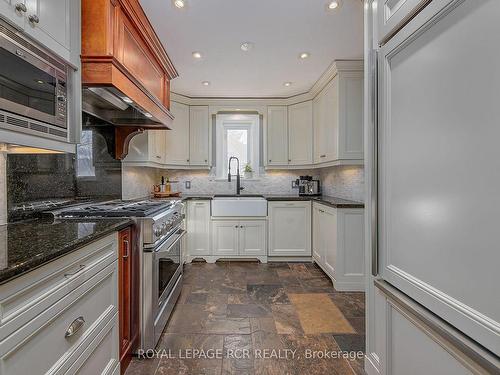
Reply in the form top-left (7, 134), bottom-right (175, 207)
top-left (81, 0), bottom-right (178, 160)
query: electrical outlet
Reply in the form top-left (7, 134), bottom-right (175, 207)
top-left (292, 180), bottom-right (299, 189)
top-left (185, 181), bottom-right (191, 189)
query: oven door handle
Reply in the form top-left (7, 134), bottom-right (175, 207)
top-left (154, 228), bottom-right (186, 256)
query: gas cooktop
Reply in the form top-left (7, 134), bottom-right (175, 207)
top-left (57, 200), bottom-right (178, 218)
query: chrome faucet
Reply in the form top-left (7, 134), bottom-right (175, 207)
top-left (228, 156), bottom-right (244, 195)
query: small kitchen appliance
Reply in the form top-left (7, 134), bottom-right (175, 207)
top-left (297, 176), bottom-right (321, 196)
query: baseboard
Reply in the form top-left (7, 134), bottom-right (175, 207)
top-left (333, 279), bottom-right (366, 292)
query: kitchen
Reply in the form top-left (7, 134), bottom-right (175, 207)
top-left (0, 1), bottom-right (498, 375)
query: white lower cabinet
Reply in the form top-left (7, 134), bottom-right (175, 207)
top-left (268, 201), bottom-right (311, 257)
top-left (0, 233), bottom-right (120, 375)
top-left (212, 220), bottom-right (266, 259)
top-left (186, 200), bottom-right (211, 258)
top-left (312, 202), bottom-right (364, 291)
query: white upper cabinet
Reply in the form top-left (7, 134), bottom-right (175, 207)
top-left (0, 0), bottom-right (26, 28)
top-left (266, 106), bottom-right (288, 166)
top-left (166, 101), bottom-right (190, 165)
top-left (189, 106), bottom-right (210, 166)
top-left (1, 0), bottom-right (78, 64)
top-left (24, 0), bottom-right (72, 61)
top-left (312, 66), bottom-right (364, 165)
top-left (376, 0), bottom-right (430, 45)
top-left (288, 101), bottom-right (313, 165)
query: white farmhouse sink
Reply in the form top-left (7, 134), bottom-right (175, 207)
top-left (211, 196), bottom-right (267, 217)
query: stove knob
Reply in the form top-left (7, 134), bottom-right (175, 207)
top-left (161, 222), bottom-right (168, 234)
top-left (154, 227), bottom-right (162, 237)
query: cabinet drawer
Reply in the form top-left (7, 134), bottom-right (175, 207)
top-left (0, 233), bottom-right (117, 339)
top-left (66, 314), bottom-right (119, 375)
top-left (0, 262), bottom-right (118, 375)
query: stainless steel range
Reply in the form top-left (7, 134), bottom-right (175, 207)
top-left (54, 199), bottom-right (185, 350)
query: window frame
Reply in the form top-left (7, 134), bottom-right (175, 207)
top-left (215, 114), bottom-right (260, 179)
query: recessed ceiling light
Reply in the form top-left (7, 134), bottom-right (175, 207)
top-left (173, 0), bottom-right (185, 9)
top-left (284, 82), bottom-right (292, 87)
top-left (240, 42), bottom-right (254, 52)
top-left (144, 113), bottom-right (153, 118)
top-left (327, 0), bottom-right (340, 10)
top-left (192, 51), bottom-right (202, 59)
top-left (299, 52), bottom-right (310, 59)
top-left (122, 97), bottom-right (133, 104)
top-left (202, 81), bottom-right (210, 86)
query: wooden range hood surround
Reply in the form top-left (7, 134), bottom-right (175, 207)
top-left (81, 0), bottom-right (178, 159)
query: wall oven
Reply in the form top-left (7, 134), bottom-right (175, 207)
top-left (0, 19), bottom-right (69, 138)
top-left (142, 223), bottom-right (185, 349)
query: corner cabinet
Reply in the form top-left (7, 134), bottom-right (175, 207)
top-left (312, 202), bottom-right (365, 291)
top-left (288, 101), bottom-right (313, 166)
top-left (268, 201), bottom-right (311, 257)
top-left (313, 67), bottom-right (364, 165)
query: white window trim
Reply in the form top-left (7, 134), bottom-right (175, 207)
top-left (215, 114), bottom-right (260, 179)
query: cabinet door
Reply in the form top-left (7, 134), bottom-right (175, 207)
top-left (212, 220), bottom-right (239, 256)
top-left (313, 93), bottom-right (325, 164)
top-left (268, 201), bottom-right (311, 257)
top-left (322, 77), bottom-right (339, 162)
top-left (189, 106), bottom-right (210, 166)
top-left (24, 0), bottom-right (71, 60)
top-left (0, 0), bottom-right (26, 28)
top-left (187, 201), bottom-right (211, 256)
top-left (148, 130), bottom-right (166, 164)
top-left (267, 106), bottom-right (288, 166)
top-left (322, 206), bottom-right (337, 277)
top-left (166, 101), bottom-right (190, 165)
top-left (118, 227), bottom-right (132, 372)
top-left (312, 204), bottom-right (322, 262)
top-left (288, 101), bottom-right (313, 165)
top-left (239, 220), bottom-right (266, 256)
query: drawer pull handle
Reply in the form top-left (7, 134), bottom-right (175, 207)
top-left (65, 317), bottom-right (85, 338)
top-left (123, 239), bottom-right (129, 259)
top-left (64, 265), bottom-right (86, 278)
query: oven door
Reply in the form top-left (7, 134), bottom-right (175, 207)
top-left (0, 27), bottom-right (67, 127)
top-left (151, 227), bottom-right (185, 342)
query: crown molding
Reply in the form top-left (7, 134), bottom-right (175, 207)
top-left (170, 59), bottom-right (363, 107)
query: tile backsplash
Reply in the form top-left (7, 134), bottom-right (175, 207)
top-left (122, 166), bottom-right (161, 200)
top-left (156, 166), bottom-right (364, 202)
top-left (320, 165), bottom-right (364, 202)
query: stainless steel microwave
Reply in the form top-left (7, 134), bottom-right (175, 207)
top-left (0, 20), bottom-right (69, 131)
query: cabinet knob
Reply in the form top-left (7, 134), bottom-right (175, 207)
top-left (28, 14), bottom-right (40, 24)
top-left (240, 225), bottom-right (243, 228)
top-left (204, 159), bottom-right (207, 163)
top-left (235, 225), bottom-right (238, 228)
top-left (15, 3), bottom-right (27, 12)
top-left (187, 159), bottom-right (190, 162)
top-left (320, 154), bottom-right (326, 158)
top-left (288, 159), bottom-right (291, 162)
top-left (269, 159), bottom-right (272, 162)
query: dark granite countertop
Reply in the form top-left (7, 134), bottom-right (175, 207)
top-left (0, 218), bottom-right (133, 285)
top-left (176, 194), bottom-right (364, 208)
top-left (264, 195), bottom-right (364, 208)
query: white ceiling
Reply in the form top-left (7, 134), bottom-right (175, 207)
top-left (140, 0), bottom-right (364, 98)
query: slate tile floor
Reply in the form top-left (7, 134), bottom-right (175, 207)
top-left (126, 262), bottom-right (366, 375)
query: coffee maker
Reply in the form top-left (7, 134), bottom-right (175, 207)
top-left (297, 176), bottom-right (321, 196)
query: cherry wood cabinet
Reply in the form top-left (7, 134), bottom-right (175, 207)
top-left (118, 226), bottom-right (138, 374)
